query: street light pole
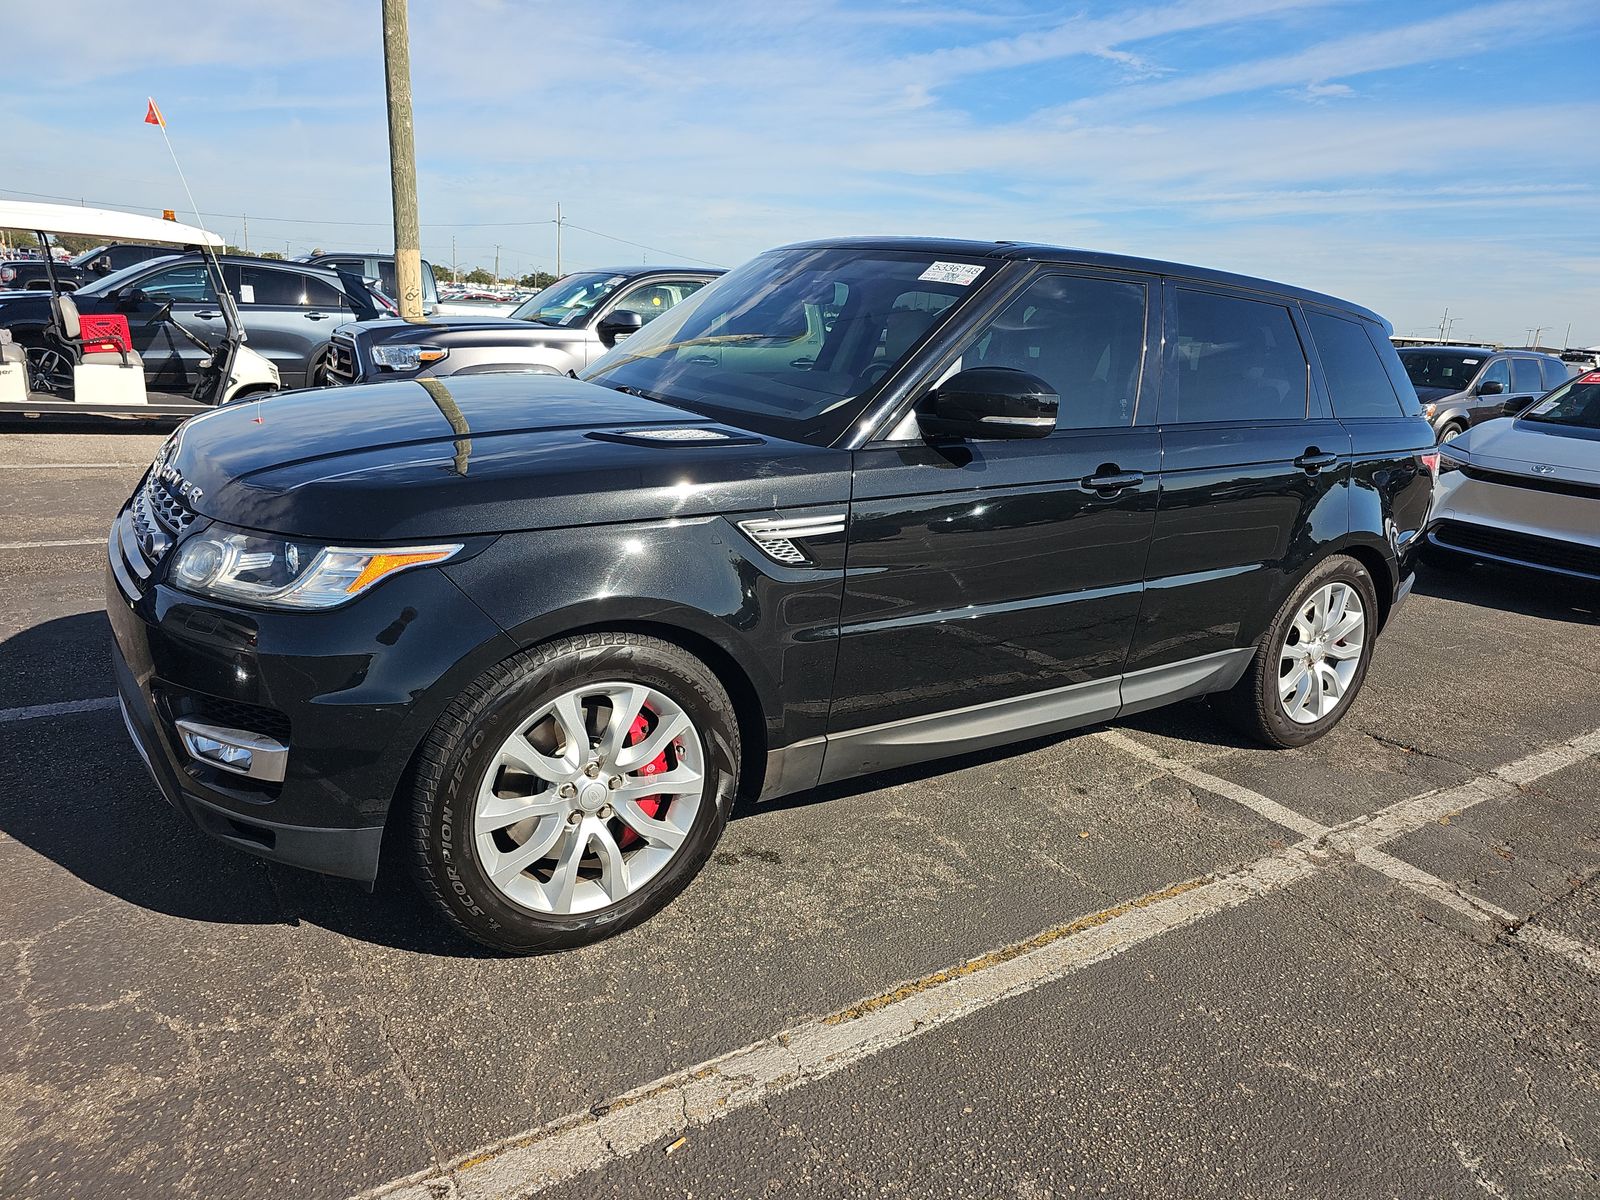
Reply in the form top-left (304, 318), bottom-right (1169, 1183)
top-left (381, 0), bottom-right (425, 323)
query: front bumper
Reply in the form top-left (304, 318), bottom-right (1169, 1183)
top-left (106, 505), bottom-right (514, 883)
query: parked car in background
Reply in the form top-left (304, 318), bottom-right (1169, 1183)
top-left (324, 265), bottom-right (720, 385)
top-left (300, 250), bottom-right (439, 315)
top-left (0, 242), bottom-right (180, 291)
top-left (1396, 345), bottom-right (1575, 441)
top-left (109, 237), bottom-right (1432, 953)
top-left (0, 253), bottom-right (385, 390)
top-left (1425, 370), bottom-right (1600, 581)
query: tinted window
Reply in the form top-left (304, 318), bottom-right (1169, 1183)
top-left (235, 266), bottom-right (306, 306)
top-left (1541, 358), bottom-right (1574, 390)
top-left (959, 274), bottom-right (1146, 429)
top-left (1522, 372), bottom-right (1600, 429)
top-left (1308, 311), bottom-right (1402, 418)
top-left (1511, 357), bottom-right (1543, 394)
top-left (1396, 350), bottom-right (1486, 391)
top-left (1169, 289), bottom-right (1307, 423)
top-left (302, 274), bottom-right (350, 310)
top-left (138, 264), bottom-right (216, 304)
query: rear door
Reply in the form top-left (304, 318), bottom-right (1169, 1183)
top-left (1127, 282), bottom-right (1350, 684)
top-left (230, 265), bottom-right (357, 388)
top-left (827, 268), bottom-right (1160, 772)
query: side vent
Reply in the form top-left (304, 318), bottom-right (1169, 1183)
top-left (737, 514), bottom-right (846, 566)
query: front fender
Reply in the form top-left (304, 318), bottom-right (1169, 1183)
top-left (441, 516), bottom-right (846, 749)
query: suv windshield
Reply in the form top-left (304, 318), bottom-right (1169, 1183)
top-left (510, 272), bottom-right (627, 326)
top-left (73, 256), bottom-right (180, 297)
top-left (1396, 349), bottom-right (1488, 392)
top-left (581, 247), bottom-right (993, 443)
top-left (1520, 372), bottom-right (1600, 430)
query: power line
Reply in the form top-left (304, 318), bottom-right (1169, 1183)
top-left (562, 221), bottom-right (725, 267)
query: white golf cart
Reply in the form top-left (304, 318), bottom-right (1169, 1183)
top-left (0, 200), bottom-right (278, 419)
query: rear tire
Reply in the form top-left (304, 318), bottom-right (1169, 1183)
top-left (1212, 555), bottom-right (1379, 748)
top-left (410, 632), bottom-right (740, 954)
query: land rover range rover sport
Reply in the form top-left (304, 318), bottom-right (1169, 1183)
top-left (108, 238), bottom-right (1434, 952)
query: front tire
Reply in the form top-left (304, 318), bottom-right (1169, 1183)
top-left (410, 632), bottom-right (740, 954)
top-left (1213, 555), bottom-right (1379, 748)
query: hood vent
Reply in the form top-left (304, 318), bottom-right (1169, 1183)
top-left (588, 427), bottom-right (763, 448)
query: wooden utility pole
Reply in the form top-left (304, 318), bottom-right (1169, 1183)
top-left (381, 0), bottom-right (425, 322)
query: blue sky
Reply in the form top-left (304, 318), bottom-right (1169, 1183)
top-left (5, 0), bottom-right (1598, 345)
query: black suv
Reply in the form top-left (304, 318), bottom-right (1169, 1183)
top-left (108, 238), bottom-right (1434, 953)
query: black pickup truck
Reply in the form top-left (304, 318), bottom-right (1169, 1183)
top-left (0, 242), bottom-right (178, 291)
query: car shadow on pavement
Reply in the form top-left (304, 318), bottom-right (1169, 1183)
top-left (1414, 561), bottom-right (1599, 624)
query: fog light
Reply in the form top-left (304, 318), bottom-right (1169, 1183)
top-left (174, 718), bottom-right (289, 782)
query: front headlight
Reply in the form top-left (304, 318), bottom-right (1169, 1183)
top-left (170, 527), bottom-right (461, 609)
top-left (370, 343), bottom-right (447, 371)
top-left (1423, 402), bottom-right (1437, 419)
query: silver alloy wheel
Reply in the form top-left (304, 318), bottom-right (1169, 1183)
top-left (1278, 582), bottom-right (1366, 725)
top-left (474, 681), bottom-right (706, 915)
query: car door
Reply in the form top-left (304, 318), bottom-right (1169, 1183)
top-left (1506, 356), bottom-right (1545, 418)
top-left (1470, 357), bottom-right (1511, 425)
top-left (230, 265), bottom-right (354, 388)
top-left (1125, 282), bottom-right (1350, 685)
top-left (824, 269), bottom-right (1161, 778)
top-left (115, 260), bottom-right (220, 390)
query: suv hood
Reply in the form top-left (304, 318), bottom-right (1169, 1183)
top-left (156, 374), bottom-right (848, 541)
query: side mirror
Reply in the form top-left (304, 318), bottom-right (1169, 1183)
top-left (920, 367), bottom-right (1059, 441)
top-left (115, 287), bottom-right (149, 308)
top-left (597, 309), bottom-right (644, 347)
top-left (91, 256), bottom-right (112, 276)
top-left (1477, 379), bottom-right (1504, 396)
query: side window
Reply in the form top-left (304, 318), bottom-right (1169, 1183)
top-left (302, 274), bottom-right (350, 311)
top-left (1168, 289), bottom-right (1307, 423)
top-left (1511, 357), bottom-right (1542, 394)
top-left (1370, 331), bottom-right (1425, 417)
top-left (1307, 310), bottom-right (1403, 418)
top-left (1542, 358), bottom-right (1574, 390)
top-left (611, 278), bottom-right (708, 324)
top-left (1478, 358), bottom-right (1510, 391)
top-left (959, 274), bottom-right (1147, 430)
top-left (235, 266), bottom-right (306, 306)
top-left (138, 264), bottom-right (216, 304)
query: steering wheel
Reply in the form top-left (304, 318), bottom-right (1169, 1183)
top-left (860, 361), bottom-right (894, 387)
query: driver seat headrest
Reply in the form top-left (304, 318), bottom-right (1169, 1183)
top-left (51, 293), bottom-right (82, 340)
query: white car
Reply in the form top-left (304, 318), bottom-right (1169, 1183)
top-left (1426, 370), bottom-right (1600, 580)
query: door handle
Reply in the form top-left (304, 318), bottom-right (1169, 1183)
top-left (194, 310), bottom-right (220, 320)
top-left (304, 311), bottom-right (331, 321)
top-left (1082, 469), bottom-right (1145, 494)
top-left (1294, 450), bottom-right (1338, 472)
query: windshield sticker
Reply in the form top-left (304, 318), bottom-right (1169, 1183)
top-left (1460, 358), bottom-right (1478, 364)
top-left (918, 261), bottom-right (985, 286)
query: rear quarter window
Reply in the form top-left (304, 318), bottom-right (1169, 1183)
top-left (1511, 357), bottom-right (1543, 393)
top-left (1167, 288), bottom-right (1307, 423)
top-left (1307, 310), bottom-right (1404, 418)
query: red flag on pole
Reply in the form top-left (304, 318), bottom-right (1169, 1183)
top-left (144, 98), bottom-right (164, 128)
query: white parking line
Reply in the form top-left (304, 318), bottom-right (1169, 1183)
top-left (354, 727), bottom-right (1600, 1200)
top-left (0, 696), bottom-right (118, 724)
top-left (0, 538), bottom-right (104, 550)
top-left (1097, 729), bottom-right (1332, 839)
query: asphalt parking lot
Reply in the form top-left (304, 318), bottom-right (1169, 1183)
top-left (2, 422), bottom-right (1598, 1200)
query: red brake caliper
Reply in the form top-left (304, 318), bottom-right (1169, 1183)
top-left (617, 712), bottom-right (668, 849)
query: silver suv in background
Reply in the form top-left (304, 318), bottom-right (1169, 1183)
top-left (1395, 344), bottom-right (1575, 441)
top-left (324, 266), bottom-right (720, 385)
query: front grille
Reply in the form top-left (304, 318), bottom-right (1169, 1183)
top-left (1463, 464), bottom-right (1600, 502)
top-left (113, 471), bottom-right (201, 599)
top-left (326, 334), bottom-right (359, 384)
top-left (1433, 519), bottom-right (1600, 579)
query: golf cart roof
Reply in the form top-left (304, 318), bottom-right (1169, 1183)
top-left (0, 200), bottom-right (223, 249)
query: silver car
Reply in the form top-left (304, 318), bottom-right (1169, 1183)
top-left (1425, 369), bottom-right (1600, 580)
